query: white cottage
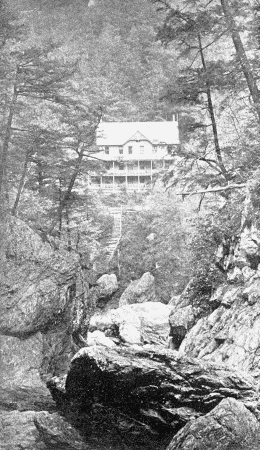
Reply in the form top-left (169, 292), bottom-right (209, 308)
top-left (89, 115), bottom-right (179, 190)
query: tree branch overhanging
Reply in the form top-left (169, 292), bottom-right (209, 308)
top-left (177, 183), bottom-right (246, 196)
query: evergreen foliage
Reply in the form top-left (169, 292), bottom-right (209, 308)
top-left (1, 0), bottom-right (260, 301)
top-left (118, 192), bottom-right (194, 303)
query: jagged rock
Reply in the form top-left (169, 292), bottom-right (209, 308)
top-left (91, 274), bottom-right (119, 309)
top-left (119, 272), bottom-right (156, 306)
top-left (0, 410), bottom-right (47, 450)
top-left (34, 411), bottom-right (89, 450)
top-left (62, 345), bottom-right (259, 445)
top-left (239, 225), bottom-right (260, 258)
top-left (241, 265), bottom-right (256, 282)
top-left (0, 333), bottom-right (55, 411)
top-left (167, 398), bottom-right (260, 450)
top-left (87, 330), bottom-right (116, 347)
top-left (242, 278), bottom-right (260, 304)
top-left (227, 266), bottom-right (243, 283)
top-left (179, 278), bottom-right (260, 374)
top-left (0, 216), bottom-right (89, 338)
top-left (96, 274), bottom-right (118, 298)
top-left (89, 302), bottom-right (171, 346)
top-left (168, 275), bottom-right (217, 345)
top-left (0, 216), bottom-right (90, 426)
top-left (168, 294), bottom-right (181, 305)
top-left (169, 295), bottom-right (194, 349)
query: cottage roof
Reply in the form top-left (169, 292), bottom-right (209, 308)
top-left (96, 121), bottom-right (179, 146)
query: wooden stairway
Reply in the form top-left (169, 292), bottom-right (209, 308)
top-left (94, 206), bottom-right (123, 273)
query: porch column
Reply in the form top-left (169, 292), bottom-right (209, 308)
top-left (126, 162), bottom-right (128, 188)
top-left (138, 160), bottom-right (140, 190)
top-left (150, 160), bottom-right (153, 183)
top-left (113, 161), bottom-right (115, 191)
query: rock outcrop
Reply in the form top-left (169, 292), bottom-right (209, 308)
top-left (34, 411), bottom-right (90, 450)
top-left (1, 216), bottom-right (90, 342)
top-left (0, 410), bottom-right (46, 450)
top-left (89, 273), bottom-right (118, 309)
top-left (96, 273), bottom-right (118, 297)
top-left (119, 272), bottom-right (156, 306)
top-left (179, 285), bottom-right (260, 374)
top-left (89, 301), bottom-right (172, 346)
top-left (48, 345), bottom-right (259, 449)
top-left (176, 223), bottom-right (260, 376)
top-left (0, 216), bottom-right (92, 449)
top-left (87, 330), bottom-right (116, 347)
top-left (167, 397), bottom-right (260, 450)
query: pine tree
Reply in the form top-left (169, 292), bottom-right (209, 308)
top-left (154, 0), bottom-right (260, 197)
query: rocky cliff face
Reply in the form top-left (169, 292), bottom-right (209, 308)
top-left (5, 182), bottom-right (260, 450)
top-left (45, 183), bottom-right (260, 450)
top-left (177, 216), bottom-right (260, 376)
top-left (0, 216), bottom-right (94, 449)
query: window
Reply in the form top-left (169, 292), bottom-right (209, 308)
top-left (119, 147), bottom-right (123, 154)
top-left (152, 146), bottom-right (157, 154)
top-left (105, 162), bottom-right (113, 170)
top-left (128, 146), bottom-right (133, 154)
top-left (140, 145), bottom-right (144, 154)
top-left (105, 146), bottom-right (109, 154)
top-left (167, 144), bottom-right (174, 154)
top-left (119, 163), bottom-right (124, 170)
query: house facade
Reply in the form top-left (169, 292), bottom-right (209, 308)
top-left (88, 115), bottom-right (179, 191)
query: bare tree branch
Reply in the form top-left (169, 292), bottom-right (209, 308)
top-left (177, 183), bottom-right (246, 196)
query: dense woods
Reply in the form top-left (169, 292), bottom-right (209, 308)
top-left (1, 0), bottom-right (260, 291)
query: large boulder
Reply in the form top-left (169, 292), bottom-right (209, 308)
top-left (0, 216), bottom-right (92, 448)
top-left (167, 397), bottom-right (260, 450)
top-left (119, 272), bottom-right (156, 306)
top-left (89, 302), bottom-right (172, 346)
top-left (96, 273), bottom-right (118, 298)
top-left (90, 273), bottom-right (118, 309)
top-left (0, 216), bottom-right (89, 339)
top-left (48, 345), bottom-right (259, 449)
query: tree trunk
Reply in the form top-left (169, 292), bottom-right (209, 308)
top-left (65, 206), bottom-right (72, 252)
top-left (0, 78), bottom-right (18, 196)
top-left (198, 33), bottom-right (228, 180)
top-left (49, 141), bottom-right (90, 235)
top-left (37, 160), bottom-right (44, 194)
top-left (11, 147), bottom-right (31, 216)
top-left (220, 0), bottom-right (260, 121)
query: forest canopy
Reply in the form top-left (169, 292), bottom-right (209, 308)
top-left (1, 0), bottom-right (260, 292)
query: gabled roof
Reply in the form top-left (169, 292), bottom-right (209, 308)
top-left (96, 121), bottom-right (179, 146)
top-left (127, 130), bottom-right (149, 143)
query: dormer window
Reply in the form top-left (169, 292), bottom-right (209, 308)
top-left (119, 147), bottom-right (123, 155)
top-left (105, 146), bottom-right (109, 154)
top-left (140, 145), bottom-right (144, 154)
